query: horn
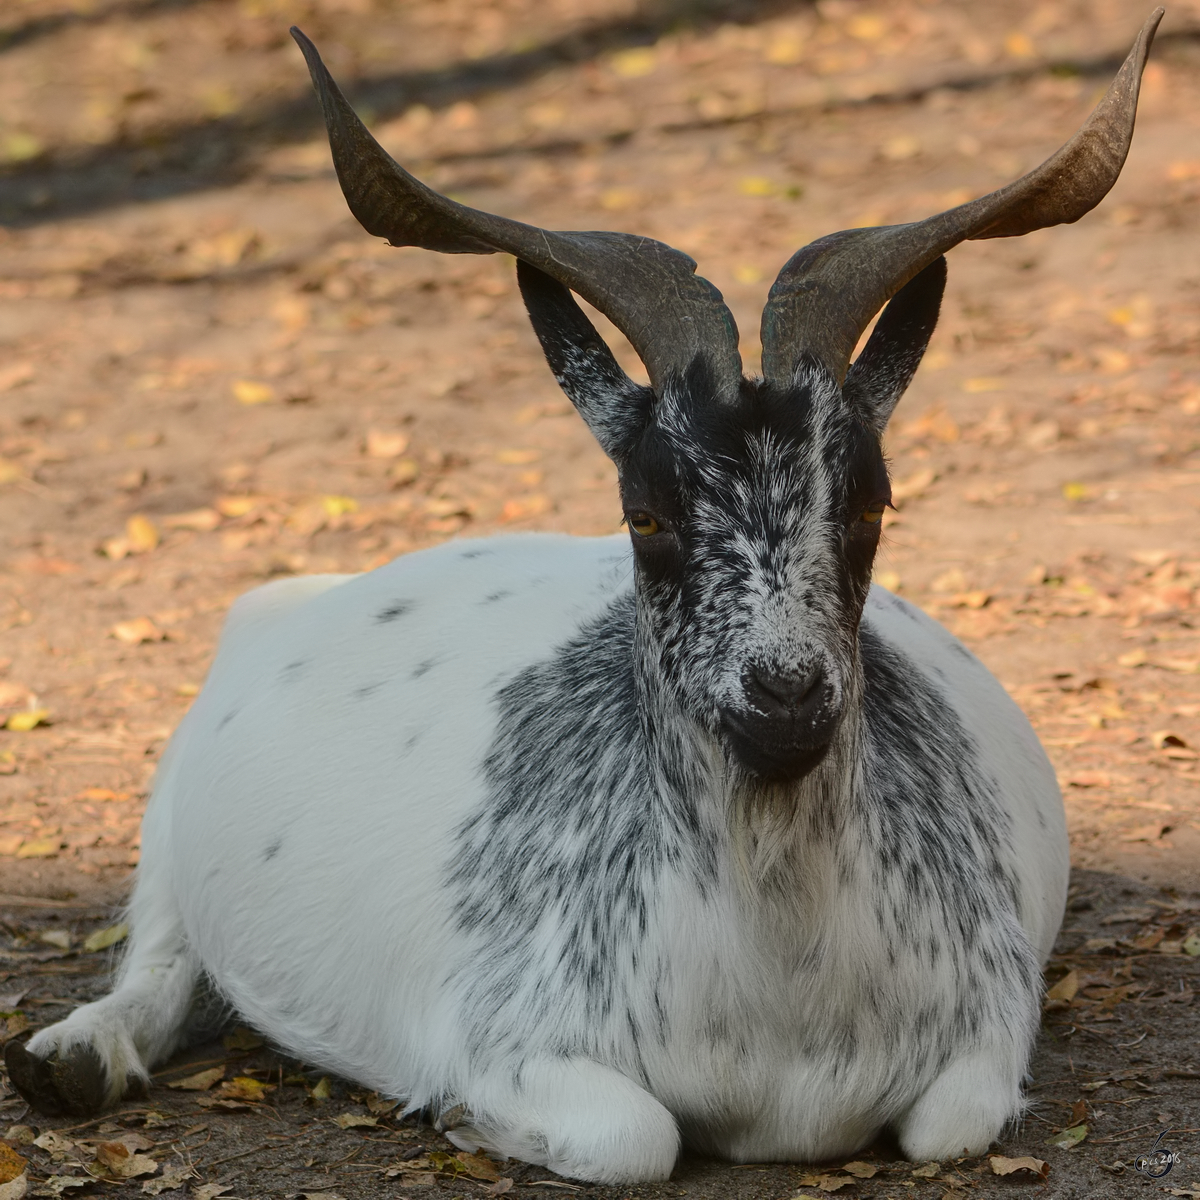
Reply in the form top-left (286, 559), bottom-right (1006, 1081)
top-left (291, 27), bottom-right (743, 400)
top-left (760, 7), bottom-right (1163, 387)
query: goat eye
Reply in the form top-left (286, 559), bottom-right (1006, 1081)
top-left (628, 513), bottom-right (660, 537)
top-left (861, 503), bottom-right (886, 525)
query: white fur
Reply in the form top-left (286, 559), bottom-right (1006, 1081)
top-left (28, 534), bottom-right (1067, 1180)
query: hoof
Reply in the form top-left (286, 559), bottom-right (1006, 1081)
top-left (4, 1036), bottom-right (110, 1117)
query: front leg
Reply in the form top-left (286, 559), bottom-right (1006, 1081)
top-left (895, 1048), bottom-right (1023, 1160)
top-left (445, 1057), bottom-right (680, 1184)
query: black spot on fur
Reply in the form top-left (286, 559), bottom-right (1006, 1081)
top-left (280, 659), bottom-right (308, 681)
top-left (262, 838), bottom-right (283, 862)
top-left (217, 709), bottom-right (239, 732)
top-left (412, 658), bottom-right (439, 680)
top-left (376, 600), bottom-right (414, 623)
top-left (481, 590), bottom-right (512, 604)
top-left (354, 682), bottom-right (384, 700)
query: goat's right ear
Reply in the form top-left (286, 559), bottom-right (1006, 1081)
top-left (841, 256), bottom-right (946, 435)
top-left (516, 260), bottom-right (654, 461)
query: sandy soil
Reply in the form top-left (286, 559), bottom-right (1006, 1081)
top-left (1, 0), bottom-right (1198, 1196)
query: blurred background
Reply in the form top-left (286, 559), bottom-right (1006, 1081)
top-left (0, 0), bottom-right (1199, 899)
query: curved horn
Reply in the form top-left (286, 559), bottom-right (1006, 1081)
top-left (761, 8), bottom-right (1163, 386)
top-left (291, 27), bottom-right (742, 400)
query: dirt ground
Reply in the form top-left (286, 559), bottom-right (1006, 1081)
top-left (1, 0), bottom-right (1199, 1196)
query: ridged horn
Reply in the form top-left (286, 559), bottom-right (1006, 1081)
top-left (291, 27), bottom-right (743, 400)
top-left (761, 7), bottom-right (1163, 387)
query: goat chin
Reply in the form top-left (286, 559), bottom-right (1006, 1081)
top-left (14, 535), bottom-right (1067, 1182)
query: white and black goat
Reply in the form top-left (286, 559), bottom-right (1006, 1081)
top-left (7, 11), bottom-right (1161, 1183)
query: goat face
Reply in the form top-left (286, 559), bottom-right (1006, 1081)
top-left (621, 364), bottom-right (888, 781)
top-left (517, 258), bottom-right (944, 784)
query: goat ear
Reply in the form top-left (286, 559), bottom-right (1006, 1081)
top-left (842, 256), bottom-right (945, 434)
top-left (517, 260), bottom-right (653, 461)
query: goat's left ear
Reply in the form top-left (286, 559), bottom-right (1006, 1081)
top-left (841, 256), bottom-right (946, 435)
top-left (517, 260), bottom-right (654, 461)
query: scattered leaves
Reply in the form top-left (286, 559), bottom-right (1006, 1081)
top-left (110, 617), bottom-right (167, 645)
top-left (190, 1187), bottom-right (232, 1200)
top-left (93, 1141), bottom-right (159, 1179)
top-left (989, 1155), bottom-right (1049, 1180)
top-left (0, 1172), bottom-right (26, 1200)
top-left (308, 1076), bottom-right (332, 1103)
top-left (162, 509), bottom-right (222, 532)
top-left (15, 837), bottom-right (60, 859)
top-left (910, 1162), bottom-right (941, 1178)
top-left (28, 1177), bottom-right (88, 1196)
top-left (232, 380), bottom-right (276, 405)
top-left (140, 1163), bottom-right (193, 1194)
top-left (5, 710), bottom-right (50, 732)
top-left (365, 431), bottom-right (409, 459)
top-left (0, 1145), bottom-right (27, 1185)
top-left (1046, 1123), bottom-right (1087, 1149)
top-left (215, 1076), bottom-right (275, 1102)
top-left (840, 1162), bottom-right (877, 1178)
top-left (166, 1067), bottom-right (224, 1091)
top-left (332, 1113), bottom-right (377, 1130)
top-left (1045, 970), bottom-right (1078, 1003)
top-left (797, 1175), bottom-right (855, 1191)
top-left (83, 923), bottom-right (128, 953)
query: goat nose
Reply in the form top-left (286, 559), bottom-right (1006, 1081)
top-left (745, 664), bottom-right (825, 714)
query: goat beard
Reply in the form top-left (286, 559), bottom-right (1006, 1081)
top-left (726, 695), bottom-right (864, 897)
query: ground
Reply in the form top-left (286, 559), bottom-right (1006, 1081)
top-left (0, 0), bottom-right (1198, 1196)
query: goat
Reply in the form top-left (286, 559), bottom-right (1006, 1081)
top-left (6, 10), bottom-right (1161, 1183)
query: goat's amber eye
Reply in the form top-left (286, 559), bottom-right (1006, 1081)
top-left (861, 503), bottom-right (886, 524)
top-left (628, 513), bottom-right (660, 537)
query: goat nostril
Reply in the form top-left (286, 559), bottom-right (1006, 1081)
top-left (748, 665), bottom-right (824, 711)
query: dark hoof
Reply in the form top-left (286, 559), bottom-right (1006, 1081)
top-left (4, 1035), bottom-right (110, 1117)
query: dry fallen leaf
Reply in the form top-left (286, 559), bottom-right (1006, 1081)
top-left (1046, 1123), bottom-right (1087, 1149)
top-left (216, 1075), bottom-right (275, 1101)
top-left (309, 1076), bottom-right (332, 1102)
top-left (1064, 771), bottom-right (1111, 789)
top-left (989, 1155), bottom-right (1049, 1179)
top-left (15, 837), bottom-right (60, 859)
top-left (162, 508), bottom-right (222, 532)
top-left (94, 1142), bottom-right (159, 1179)
top-left (39, 930), bottom-right (71, 951)
top-left (5, 710), bottom-right (50, 732)
top-left (166, 1067), bottom-right (224, 1091)
top-left (487, 1180), bottom-right (515, 1196)
top-left (1044, 970), bottom-right (1079, 1003)
top-left (191, 1187), bottom-right (232, 1200)
top-left (110, 617), bottom-right (166, 645)
top-left (797, 1175), bottom-right (855, 1192)
top-left (140, 1163), bottom-right (193, 1194)
top-left (840, 1161), bottom-right (877, 1178)
top-left (365, 430), bottom-right (409, 459)
top-left (910, 1161), bottom-right (941, 1178)
top-left (0, 1173), bottom-right (26, 1200)
top-left (0, 1145), bottom-right (27, 1185)
top-left (332, 1112), bottom-right (378, 1129)
top-left (232, 379), bottom-right (276, 405)
top-left (83, 923), bottom-right (129, 953)
top-left (125, 515), bottom-right (159, 554)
